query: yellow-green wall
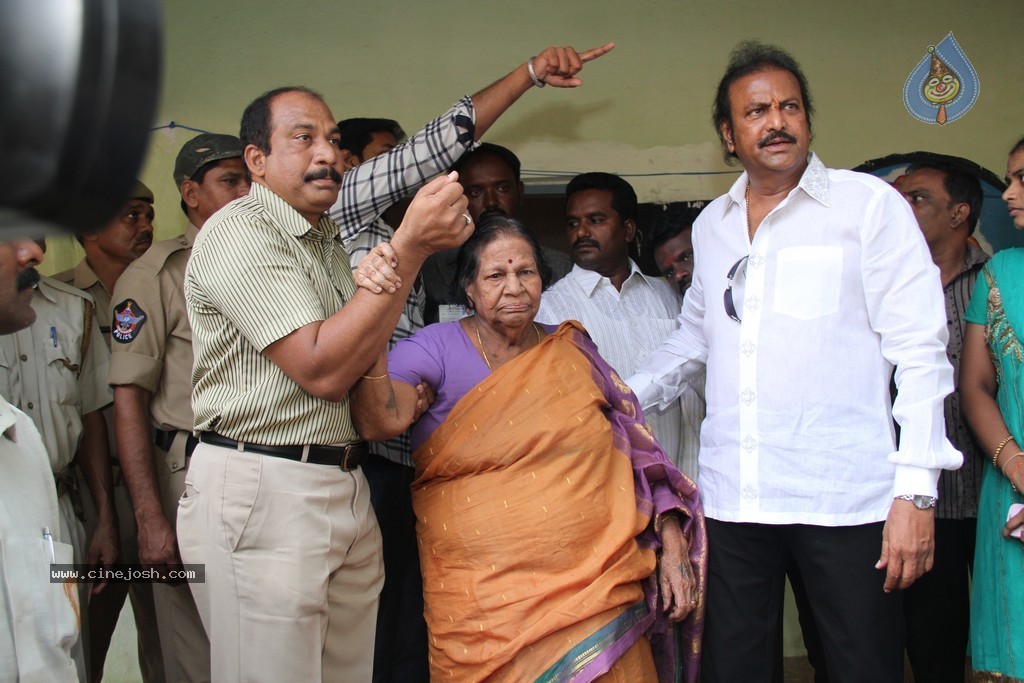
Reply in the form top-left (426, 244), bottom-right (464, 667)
top-left (42, 0), bottom-right (1024, 274)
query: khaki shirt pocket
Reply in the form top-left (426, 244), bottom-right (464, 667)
top-left (44, 339), bottom-right (81, 407)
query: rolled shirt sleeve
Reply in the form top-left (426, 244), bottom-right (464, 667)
top-left (330, 96), bottom-right (477, 239)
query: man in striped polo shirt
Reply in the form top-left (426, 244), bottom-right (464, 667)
top-left (177, 44), bottom-right (610, 683)
top-left (899, 160), bottom-right (987, 683)
top-left (179, 85), bottom-right (470, 683)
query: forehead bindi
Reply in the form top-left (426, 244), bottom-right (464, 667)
top-left (731, 69), bottom-right (803, 108)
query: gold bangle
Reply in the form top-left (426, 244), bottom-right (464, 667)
top-left (1007, 459), bottom-right (1024, 494)
top-left (360, 372), bottom-right (388, 381)
top-left (993, 435), bottom-right (1014, 468)
top-left (1002, 452), bottom-right (1024, 476)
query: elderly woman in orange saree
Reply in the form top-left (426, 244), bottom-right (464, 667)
top-left (353, 216), bottom-right (706, 682)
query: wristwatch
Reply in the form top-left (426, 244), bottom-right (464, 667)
top-left (894, 494), bottom-right (937, 510)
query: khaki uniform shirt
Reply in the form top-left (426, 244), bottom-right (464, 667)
top-left (108, 226), bottom-right (198, 432)
top-left (0, 396), bottom-right (79, 683)
top-left (185, 182), bottom-right (359, 446)
top-left (53, 260), bottom-right (113, 350)
top-left (0, 277), bottom-right (111, 472)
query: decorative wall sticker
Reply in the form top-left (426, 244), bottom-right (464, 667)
top-left (903, 33), bottom-right (979, 125)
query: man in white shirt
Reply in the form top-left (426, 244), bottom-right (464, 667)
top-left (627, 42), bottom-right (961, 681)
top-left (536, 172), bottom-right (692, 477)
top-left (0, 238), bottom-right (79, 683)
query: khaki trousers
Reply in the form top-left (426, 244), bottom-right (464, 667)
top-left (178, 442), bottom-right (383, 683)
top-left (79, 469), bottom-right (165, 683)
top-left (153, 430), bottom-right (211, 682)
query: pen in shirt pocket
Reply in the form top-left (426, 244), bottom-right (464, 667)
top-left (43, 527), bottom-right (55, 563)
top-left (50, 326), bottom-right (57, 348)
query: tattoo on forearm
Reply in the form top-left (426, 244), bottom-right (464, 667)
top-left (384, 386), bottom-right (396, 411)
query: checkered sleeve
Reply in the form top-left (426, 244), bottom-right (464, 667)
top-left (330, 96), bottom-right (477, 240)
top-left (343, 219), bottom-right (425, 347)
top-left (343, 218), bottom-right (424, 467)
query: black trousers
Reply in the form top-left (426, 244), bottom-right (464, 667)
top-left (361, 454), bottom-right (429, 683)
top-left (702, 520), bottom-right (905, 683)
top-left (903, 517), bottom-right (975, 683)
top-left (781, 561), bottom-right (830, 683)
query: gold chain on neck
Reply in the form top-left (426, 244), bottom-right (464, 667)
top-left (475, 319), bottom-right (542, 371)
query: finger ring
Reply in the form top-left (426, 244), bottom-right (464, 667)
top-left (463, 213), bottom-right (473, 226)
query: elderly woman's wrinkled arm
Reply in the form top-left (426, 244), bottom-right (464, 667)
top-left (657, 513), bottom-right (698, 622)
top-left (351, 351), bottom-right (425, 441)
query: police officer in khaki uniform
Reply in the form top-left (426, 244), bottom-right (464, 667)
top-left (53, 183), bottom-right (165, 683)
top-left (110, 134), bottom-right (248, 683)
top-left (0, 269), bottom-right (117, 682)
top-left (54, 181), bottom-right (156, 328)
top-left (0, 238), bottom-right (79, 683)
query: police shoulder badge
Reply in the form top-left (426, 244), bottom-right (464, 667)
top-left (112, 299), bottom-right (147, 343)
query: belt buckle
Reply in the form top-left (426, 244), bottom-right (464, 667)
top-left (339, 446), bottom-right (352, 472)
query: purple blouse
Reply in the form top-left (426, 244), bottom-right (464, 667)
top-left (388, 321), bottom-right (558, 451)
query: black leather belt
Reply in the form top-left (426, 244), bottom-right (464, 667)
top-left (153, 428), bottom-right (199, 458)
top-left (198, 432), bottom-right (368, 471)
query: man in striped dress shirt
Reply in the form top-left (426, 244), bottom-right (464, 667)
top-left (178, 42), bottom-right (611, 683)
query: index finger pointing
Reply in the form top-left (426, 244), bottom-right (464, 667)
top-left (580, 42), bottom-right (616, 62)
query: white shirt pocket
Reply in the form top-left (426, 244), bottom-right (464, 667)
top-left (772, 246), bottom-right (843, 320)
top-left (0, 534), bottom-right (79, 670)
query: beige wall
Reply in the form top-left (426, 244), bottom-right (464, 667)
top-left (43, 0), bottom-right (1023, 273)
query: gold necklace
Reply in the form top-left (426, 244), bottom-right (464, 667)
top-left (475, 320), bottom-right (542, 371)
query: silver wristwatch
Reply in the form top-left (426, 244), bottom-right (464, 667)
top-left (894, 494), bottom-right (937, 510)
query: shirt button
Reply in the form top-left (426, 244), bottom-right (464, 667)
top-left (740, 388), bottom-right (756, 405)
top-left (742, 484), bottom-right (759, 501)
top-left (20, 354), bottom-right (27, 361)
top-left (170, 462), bottom-right (180, 472)
top-left (747, 295), bottom-right (762, 311)
top-left (742, 434), bottom-right (758, 452)
top-left (26, 402), bottom-right (34, 410)
top-left (741, 339), bottom-right (757, 356)
top-left (750, 253), bottom-right (766, 268)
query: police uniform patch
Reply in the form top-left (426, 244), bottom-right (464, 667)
top-left (112, 299), bottom-right (147, 343)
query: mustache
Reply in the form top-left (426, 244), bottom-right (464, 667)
top-left (479, 208), bottom-right (507, 221)
top-left (16, 267), bottom-right (40, 292)
top-left (572, 238), bottom-right (600, 251)
top-left (758, 131), bottom-right (797, 148)
top-left (303, 167), bottom-right (343, 183)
